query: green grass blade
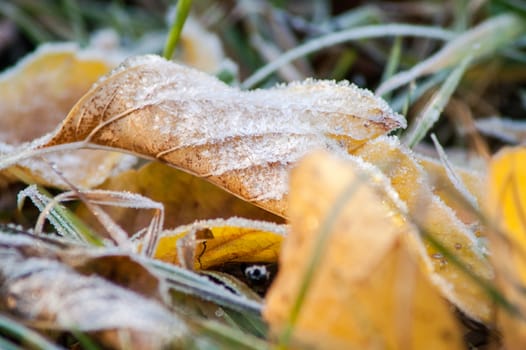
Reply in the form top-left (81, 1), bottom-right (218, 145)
top-left (241, 24), bottom-right (453, 89)
top-left (0, 315), bottom-right (63, 350)
top-left (163, 0), bottom-right (193, 60)
top-left (376, 13), bottom-right (526, 95)
top-left (380, 36), bottom-right (402, 99)
top-left (403, 56), bottom-right (472, 148)
top-left (195, 320), bottom-right (269, 350)
top-left (61, 0), bottom-right (87, 45)
top-left (0, 2), bottom-right (51, 43)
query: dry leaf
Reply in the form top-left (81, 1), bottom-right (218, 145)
top-left (419, 153), bottom-right (485, 225)
top-left (0, 43), bottom-right (135, 189)
top-left (151, 217), bottom-right (286, 270)
top-left (41, 54), bottom-right (405, 216)
top-left (264, 151), bottom-right (463, 349)
top-left (354, 136), bottom-right (493, 321)
top-left (487, 146), bottom-right (526, 347)
top-left (76, 161), bottom-right (282, 234)
top-left (0, 232), bottom-right (187, 350)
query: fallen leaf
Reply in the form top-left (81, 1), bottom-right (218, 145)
top-left (418, 153), bottom-right (485, 225)
top-left (151, 217), bottom-right (286, 270)
top-left (264, 151), bottom-right (463, 349)
top-left (0, 43), bottom-right (135, 189)
top-left (0, 231), bottom-right (188, 350)
top-left (41, 54), bottom-right (405, 216)
top-left (75, 161), bottom-right (282, 234)
top-left (487, 146), bottom-right (526, 347)
top-left (354, 135), bottom-right (493, 321)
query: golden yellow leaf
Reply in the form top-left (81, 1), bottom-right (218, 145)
top-left (151, 218), bottom-right (286, 270)
top-left (76, 161), bottom-right (282, 234)
top-left (487, 146), bottom-right (526, 347)
top-left (42, 54), bottom-right (405, 216)
top-left (354, 136), bottom-right (493, 321)
top-left (264, 151), bottom-right (463, 349)
top-left (419, 153), bottom-right (485, 225)
top-left (0, 43), bottom-right (134, 189)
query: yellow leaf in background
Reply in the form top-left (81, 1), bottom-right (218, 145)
top-left (354, 135), bottom-right (493, 321)
top-left (487, 146), bottom-right (526, 347)
top-left (41, 54), bottom-right (405, 216)
top-left (264, 151), bottom-right (462, 349)
top-left (76, 161), bottom-right (282, 234)
top-left (419, 154), bottom-right (485, 225)
top-left (179, 17), bottom-right (228, 74)
top-left (0, 43), bottom-right (134, 189)
top-left (152, 218), bottom-right (286, 270)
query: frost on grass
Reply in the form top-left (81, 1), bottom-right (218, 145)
top-left (44, 55), bottom-right (404, 216)
top-left (476, 116), bottom-right (526, 144)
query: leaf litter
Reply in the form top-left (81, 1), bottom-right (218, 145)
top-left (0, 6), bottom-right (523, 348)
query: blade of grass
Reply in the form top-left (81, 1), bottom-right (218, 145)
top-left (0, 2), bottom-right (52, 43)
top-left (163, 0), bottom-right (193, 60)
top-left (70, 329), bottom-right (101, 350)
top-left (380, 36), bottom-right (402, 100)
top-left (0, 315), bottom-right (63, 350)
top-left (430, 133), bottom-right (479, 209)
top-left (0, 337), bottom-right (22, 350)
top-left (390, 70), bottom-right (448, 113)
top-left (241, 24), bottom-right (454, 89)
top-left (143, 258), bottom-right (263, 316)
top-left (61, 0), bottom-right (87, 45)
top-left (403, 55), bottom-right (472, 148)
top-left (376, 13), bottom-right (526, 95)
top-left (195, 319), bottom-right (269, 350)
top-left (17, 185), bottom-right (104, 246)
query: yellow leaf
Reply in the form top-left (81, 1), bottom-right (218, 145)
top-left (264, 151), bottom-right (463, 349)
top-left (354, 136), bottom-right (493, 321)
top-left (152, 218), bottom-right (286, 270)
top-left (419, 153), bottom-right (485, 225)
top-left (42, 54), bottom-right (405, 216)
top-left (0, 43), bottom-right (133, 189)
top-left (487, 146), bottom-right (526, 347)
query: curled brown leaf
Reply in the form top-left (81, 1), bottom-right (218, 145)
top-left (43, 55), bottom-right (405, 216)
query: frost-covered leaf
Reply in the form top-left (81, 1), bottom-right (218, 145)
top-left (487, 146), bottom-right (526, 347)
top-left (354, 136), bottom-right (493, 321)
top-left (76, 161), bottom-right (282, 235)
top-left (42, 54), bottom-right (405, 216)
top-left (0, 232), bottom-right (188, 350)
top-left (150, 217), bottom-right (286, 270)
top-left (0, 43), bottom-right (135, 189)
top-left (418, 152), bottom-right (485, 225)
top-left (264, 151), bottom-right (463, 349)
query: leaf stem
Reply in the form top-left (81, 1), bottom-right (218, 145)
top-left (163, 0), bottom-right (193, 60)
